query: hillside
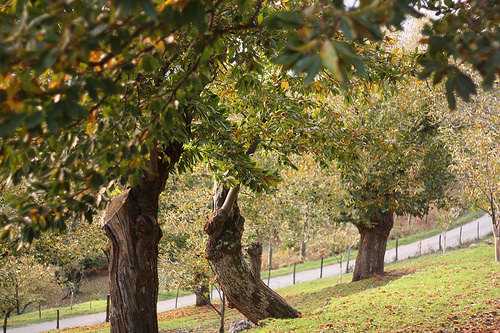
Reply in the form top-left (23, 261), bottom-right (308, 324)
top-left (50, 241), bottom-right (499, 333)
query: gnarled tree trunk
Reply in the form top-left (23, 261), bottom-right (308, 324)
top-left (103, 188), bottom-right (162, 333)
top-left (352, 211), bottom-right (394, 281)
top-left (103, 143), bottom-right (182, 333)
top-left (205, 185), bottom-right (299, 324)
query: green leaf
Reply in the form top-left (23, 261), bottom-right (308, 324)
top-left (141, 54), bottom-right (160, 73)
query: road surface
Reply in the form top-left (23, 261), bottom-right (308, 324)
top-left (7, 214), bottom-right (493, 333)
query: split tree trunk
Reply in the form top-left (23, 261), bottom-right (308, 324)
top-left (352, 211), bottom-right (394, 281)
top-left (205, 185), bottom-right (300, 324)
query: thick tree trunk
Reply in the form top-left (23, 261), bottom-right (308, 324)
top-left (103, 188), bottom-right (162, 333)
top-left (205, 186), bottom-right (299, 324)
top-left (195, 283), bottom-right (210, 306)
top-left (352, 211), bottom-right (394, 282)
top-left (102, 142), bottom-right (182, 333)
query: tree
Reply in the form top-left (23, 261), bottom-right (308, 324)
top-left (315, 62), bottom-right (454, 280)
top-left (0, 2), bottom-right (271, 331)
top-left (444, 89), bottom-right (499, 261)
top-left (0, 255), bottom-right (57, 332)
top-left (30, 221), bottom-right (107, 303)
top-left (1, 0), bottom-right (497, 331)
top-left (201, 57), bottom-right (315, 323)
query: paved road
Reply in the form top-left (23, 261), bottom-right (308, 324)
top-left (8, 214), bottom-right (493, 333)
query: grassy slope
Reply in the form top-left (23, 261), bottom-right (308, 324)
top-left (8, 210), bottom-right (484, 328)
top-left (50, 240), bottom-right (499, 333)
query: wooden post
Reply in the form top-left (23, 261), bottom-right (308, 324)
top-left (267, 242), bottom-right (272, 286)
top-left (56, 309), bottom-right (60, 329)
top-left (477, 221), bottom-right (480, 240)
top-left (293, 263), bottom-right (296, 284)
top-left (320, 257), bottom-right (324, 278)
top-left (419, 240), bottom-right (422, 256)
top-left (395, 238), bottom-right (399, 261)
top-left (105, 294), bottom-right (110, 322)
top-left (439, 234), bottom-right (442, 251)
top-left (175, 288), bottom-right (180, 309)
top-left (459, 226), bottom-right (463, 246)
top-left (346, 246), bottom-right (351, 273)
top-left (339, 254), bottom-right (343, 283)
top-left (38, 302), bottom-right (41, 319)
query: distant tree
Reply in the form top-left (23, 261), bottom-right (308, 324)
top-left (445, 89), bottom-right (499, 261)
top-left (30, 222), bottom-right (107, 303)
top-left (0, 255), bottom-right (57, 331)
top-left (316, 65), bottom-right (454, 280)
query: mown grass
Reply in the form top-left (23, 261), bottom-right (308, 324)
top-left (50, 239), bottom-right (499, 333)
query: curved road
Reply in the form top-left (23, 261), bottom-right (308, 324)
top-left (8, 214), bottom-right (493, 333)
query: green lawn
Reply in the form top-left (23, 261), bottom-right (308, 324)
top-left (8, 210), bottom-right (485, 329)
top-left (254, 241), bottom-right (499, 333)
top-left (51, 239), bottom-right (499, 333)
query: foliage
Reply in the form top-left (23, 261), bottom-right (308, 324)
top-left (0, 255), bottom-right (57, 318)
top-left (0, 0), bottom-right (276, 243)
top-left (268, 0), bottom-right (499, 108)
top-left (29, 221), bottom-right (107, 297)
top-left (314, 62), bottom-right (454, 225)
top-left (444, 88), bottom-right (499, 226)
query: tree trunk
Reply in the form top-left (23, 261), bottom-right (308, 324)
top-left (352, 211), bottom-right (394, 282)
top-left (195, 283), bottom-right (210, 306)
top-left (299, 239), bottom-right (307, 262)
top-left (3, 310), bottom-right (11, 333)
top-left (102, 142), bottom-right (182, 333)
top-left (246, 242), bottom-right (263, 278)
top-left (492, 215), bottom-right (499, 263)
top-left (205, 185), bottom-right (300, 324)
top-left (103, 187), bottom-right (162, 333)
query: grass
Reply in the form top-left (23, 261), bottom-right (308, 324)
top-left (262, 210), bottom-right (484, 280)
top-left (7, 210), bottom-right (484, 328)
top-left (49, 239), bottom-right (499, 333)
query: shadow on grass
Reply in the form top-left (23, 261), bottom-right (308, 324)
top-left (288, 268), bottom-right (416, 313)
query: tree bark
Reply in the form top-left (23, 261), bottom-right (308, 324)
top-left (205, 185), bottom-right (300, 324)
top-left (246, 242), bottom-right (263, 278)
top-left (103, 188), bottom-right (162, 333)
top-left (103, 143), bottom-right (182, 333)
top-left (352, 211), bottom-right (394, 282)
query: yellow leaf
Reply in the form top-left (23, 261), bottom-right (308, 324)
top-left (280, 80), bottom-right (290, 90)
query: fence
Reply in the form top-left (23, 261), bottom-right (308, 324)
top-left (267, 216), bottom-right (492, 289)
top-left (5, 217), bottom-right (492, 332)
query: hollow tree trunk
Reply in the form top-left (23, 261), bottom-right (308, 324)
top-left (205, 185), bottom-right (300, 324)
top-left (352, 211), bottom-right (394, 282)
